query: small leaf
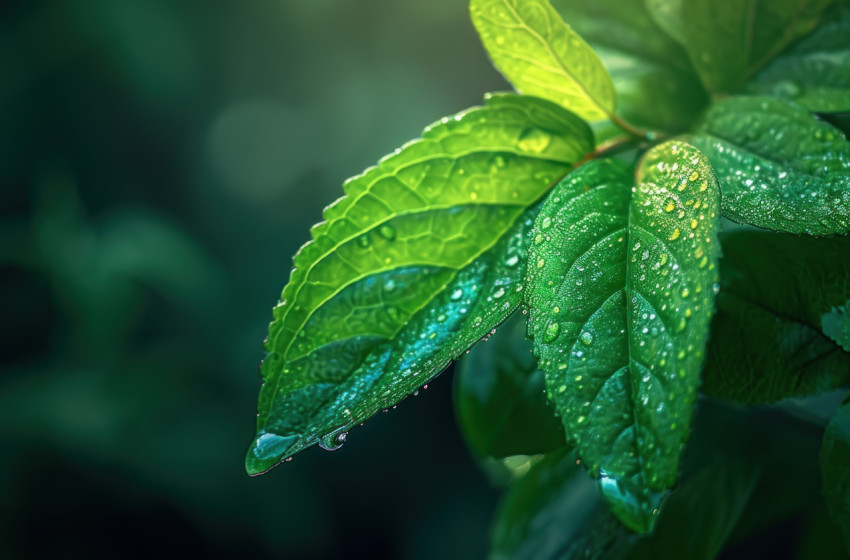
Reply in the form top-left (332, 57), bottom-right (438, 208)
top-left (247, 94), bottom-right (593, 474)
top-left (702, 232), bottom-right (850, 404)
top-left (489, 448), bottom-right (628, 560)
top-left (823, 303), bottom-right (850, 352)
top-left (454, 312), bottom-right (566, 459)
top-left (820, 396), bottom-right (850, 553)
top-left (470, 0), bottom-right (616, 121)
top-left (551, 0), bottom-right (708, 131)
top-left (524, 141), bottom-right (721, 532)
top-left (645, 0), bottom-right (833, 93)
top-left (686, 96), bottom-right (850, 236)
top-left (747, 8), bottom-right (850, 113)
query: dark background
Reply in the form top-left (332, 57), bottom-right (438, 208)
top-left (0, 1), bottom-right (510, 558)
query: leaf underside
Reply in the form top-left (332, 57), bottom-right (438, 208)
top-left (247, 93), bottom-right (592, 474)
top-left (471, 0), bottom-right (616, 121)
top-left (686, 96), bottom-right (850, 236)
top-left (702, 232), bottom-right (850, 404)
top-left (524, 140), bottom-right (721, 532)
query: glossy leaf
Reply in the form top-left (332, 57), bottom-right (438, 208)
top-left (455, 312), bottom-right (566, 459)
top-left (747, 8), bottom-right (850, 113)
top-left (524, 141), bottom-right (722, 532)
top-left (551, 0), bottom-right (708, 131)
top-left (820, 396), bottom-right (850, 553)
top-left (471, 0), bottom-right (616, 121)
top-left (702, 232), bottom-right (850, 404)
top-left (247, 94), bottom-right (593, 474)
top-left (489, 448), bottom-right (629, 560)
top-left (686, 96), bottom-right (850, 236)
top-left (645, 0), bottom-right (833, 93)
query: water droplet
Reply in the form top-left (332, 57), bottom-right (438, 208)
top-left (541, 216), bottom-right (553, 230)
top-left (387, 306), bottom-right (400, 321)
top-left (378, 225), bottom-right (396, 240)
top-left (579, 330), bottom-right (594, 346)
top-left (537, 257), bottom-right (546, 268)
top-left (356, 236), bottom-right (370, 248)
top-left (517, 128), bottom-right (551, 153)
top-left (543, 322), bottom-right (561, 342)
top-left (669, 228), bottom-right (681, 240)
top-left (450, 288), bottom-right (464, 301)
top-left (319, 429), bottom-right (348, 451)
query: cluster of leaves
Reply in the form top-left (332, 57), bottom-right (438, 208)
top-left (247, 0), bottom-right (850, 555)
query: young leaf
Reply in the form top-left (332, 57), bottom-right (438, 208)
top-left (702, 232), bottom-right (850, 404)
top-left (551, 0), bottom-right (708, 131)
top-left (246, 94), bottom-right (593, 474)
top-left (524, 141), bottom-right (721, 532)
top-left (747, 9), bottom-right (850, 113)
top-left (820, 396), bottom-right (850, 553)
top-left (645, 0), bottom-right (834, 93)
top-left (470, 0), bottom-right (616, 122)
top-left (454, 312), bottom-right (566, 459)
top-left (686, 96), bottom-right (850, 236)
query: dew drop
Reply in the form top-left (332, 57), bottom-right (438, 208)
top-left (543, 322), bottom-right (561, 343)
top-left (378, 224), bottom-right (397, 240)
top-left (579, 330), bottom-right (594, 346)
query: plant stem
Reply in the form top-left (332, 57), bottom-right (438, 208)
top-left (608, 112), bottom-right (654, 141)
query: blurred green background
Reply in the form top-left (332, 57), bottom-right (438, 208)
top-left (0, 1), bottom-right (513, 557)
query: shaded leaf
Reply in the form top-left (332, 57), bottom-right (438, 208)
top-left (454, 312), bottom-right (566, 459)
top-left (702, 232), bottom-right (850, 404)
top-left (551, 0), bottom-right (708, 131)
top-left (490, 448), bottom-right (629, 560)
top-left (471, 0), bottom-right (615, 121)
top-left (747, 8), bottom-right (850, 113)
top-left (686, 96), bottom-right (850, 236)
top-left (820, 396), bottom-right (850, 553)
top-left (524, 141), bottom-right (721, 532)
top-left (645, 0), bottom-right (833, 93)
top-left (247, 94), bottom-right (593, 474)
top-left (823, 303), bottom-right (850, 352)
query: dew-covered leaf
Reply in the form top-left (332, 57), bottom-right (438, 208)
top-left (524, 141), bottom-right (721, 532)
top-left (645, 0), bottom-right (834, 93)
top-left (747, 8), bottom-right (850, 113)
top-left (551, 0), bottom-right (708, 131)
top-left (820, 396), bottom-right (850, 553)
top-left (455, 312), bottom-right (566, 459)
top-left (246, 94), bottom-right (592, 474)
top-left (686, 96), bottom-right (850, 236)
top-left (471, 0), bottom-right (616, 121)
top-left (702, 231), bottom-right (850, 404)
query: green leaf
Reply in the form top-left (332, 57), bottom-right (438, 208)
top-left (454, 312), bottom-right (566, 459)
top-left (820, 396), bottom-right (850, 553)
top-left (471, 0), bottom-right (616, 122)
top-left (489, 448), bottom-right (629, 560)
top-left (246, 94), bottom-right (593, 475)
top-left (645, 0), bottom-right (834, 93)
top-left (702, 231), bottom-right (850, 404)
top-left (524, 141), bottom-right (722, 532)
top-left (823, 303), bottom-right (850, 352)
top-left (747, 9), bottom-right (850, 113)
top-left (551, 0), bottom-right (708, 131)
top-left (686, 96), bottom-right (850, 236)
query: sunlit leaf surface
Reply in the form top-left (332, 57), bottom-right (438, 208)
top-left (471, 0), bottom-right (616, 121)
top-left (247, 94), bottom-right (592, 474)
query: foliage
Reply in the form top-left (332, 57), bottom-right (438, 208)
top-left (248, 0), bottom-right (850, 555)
